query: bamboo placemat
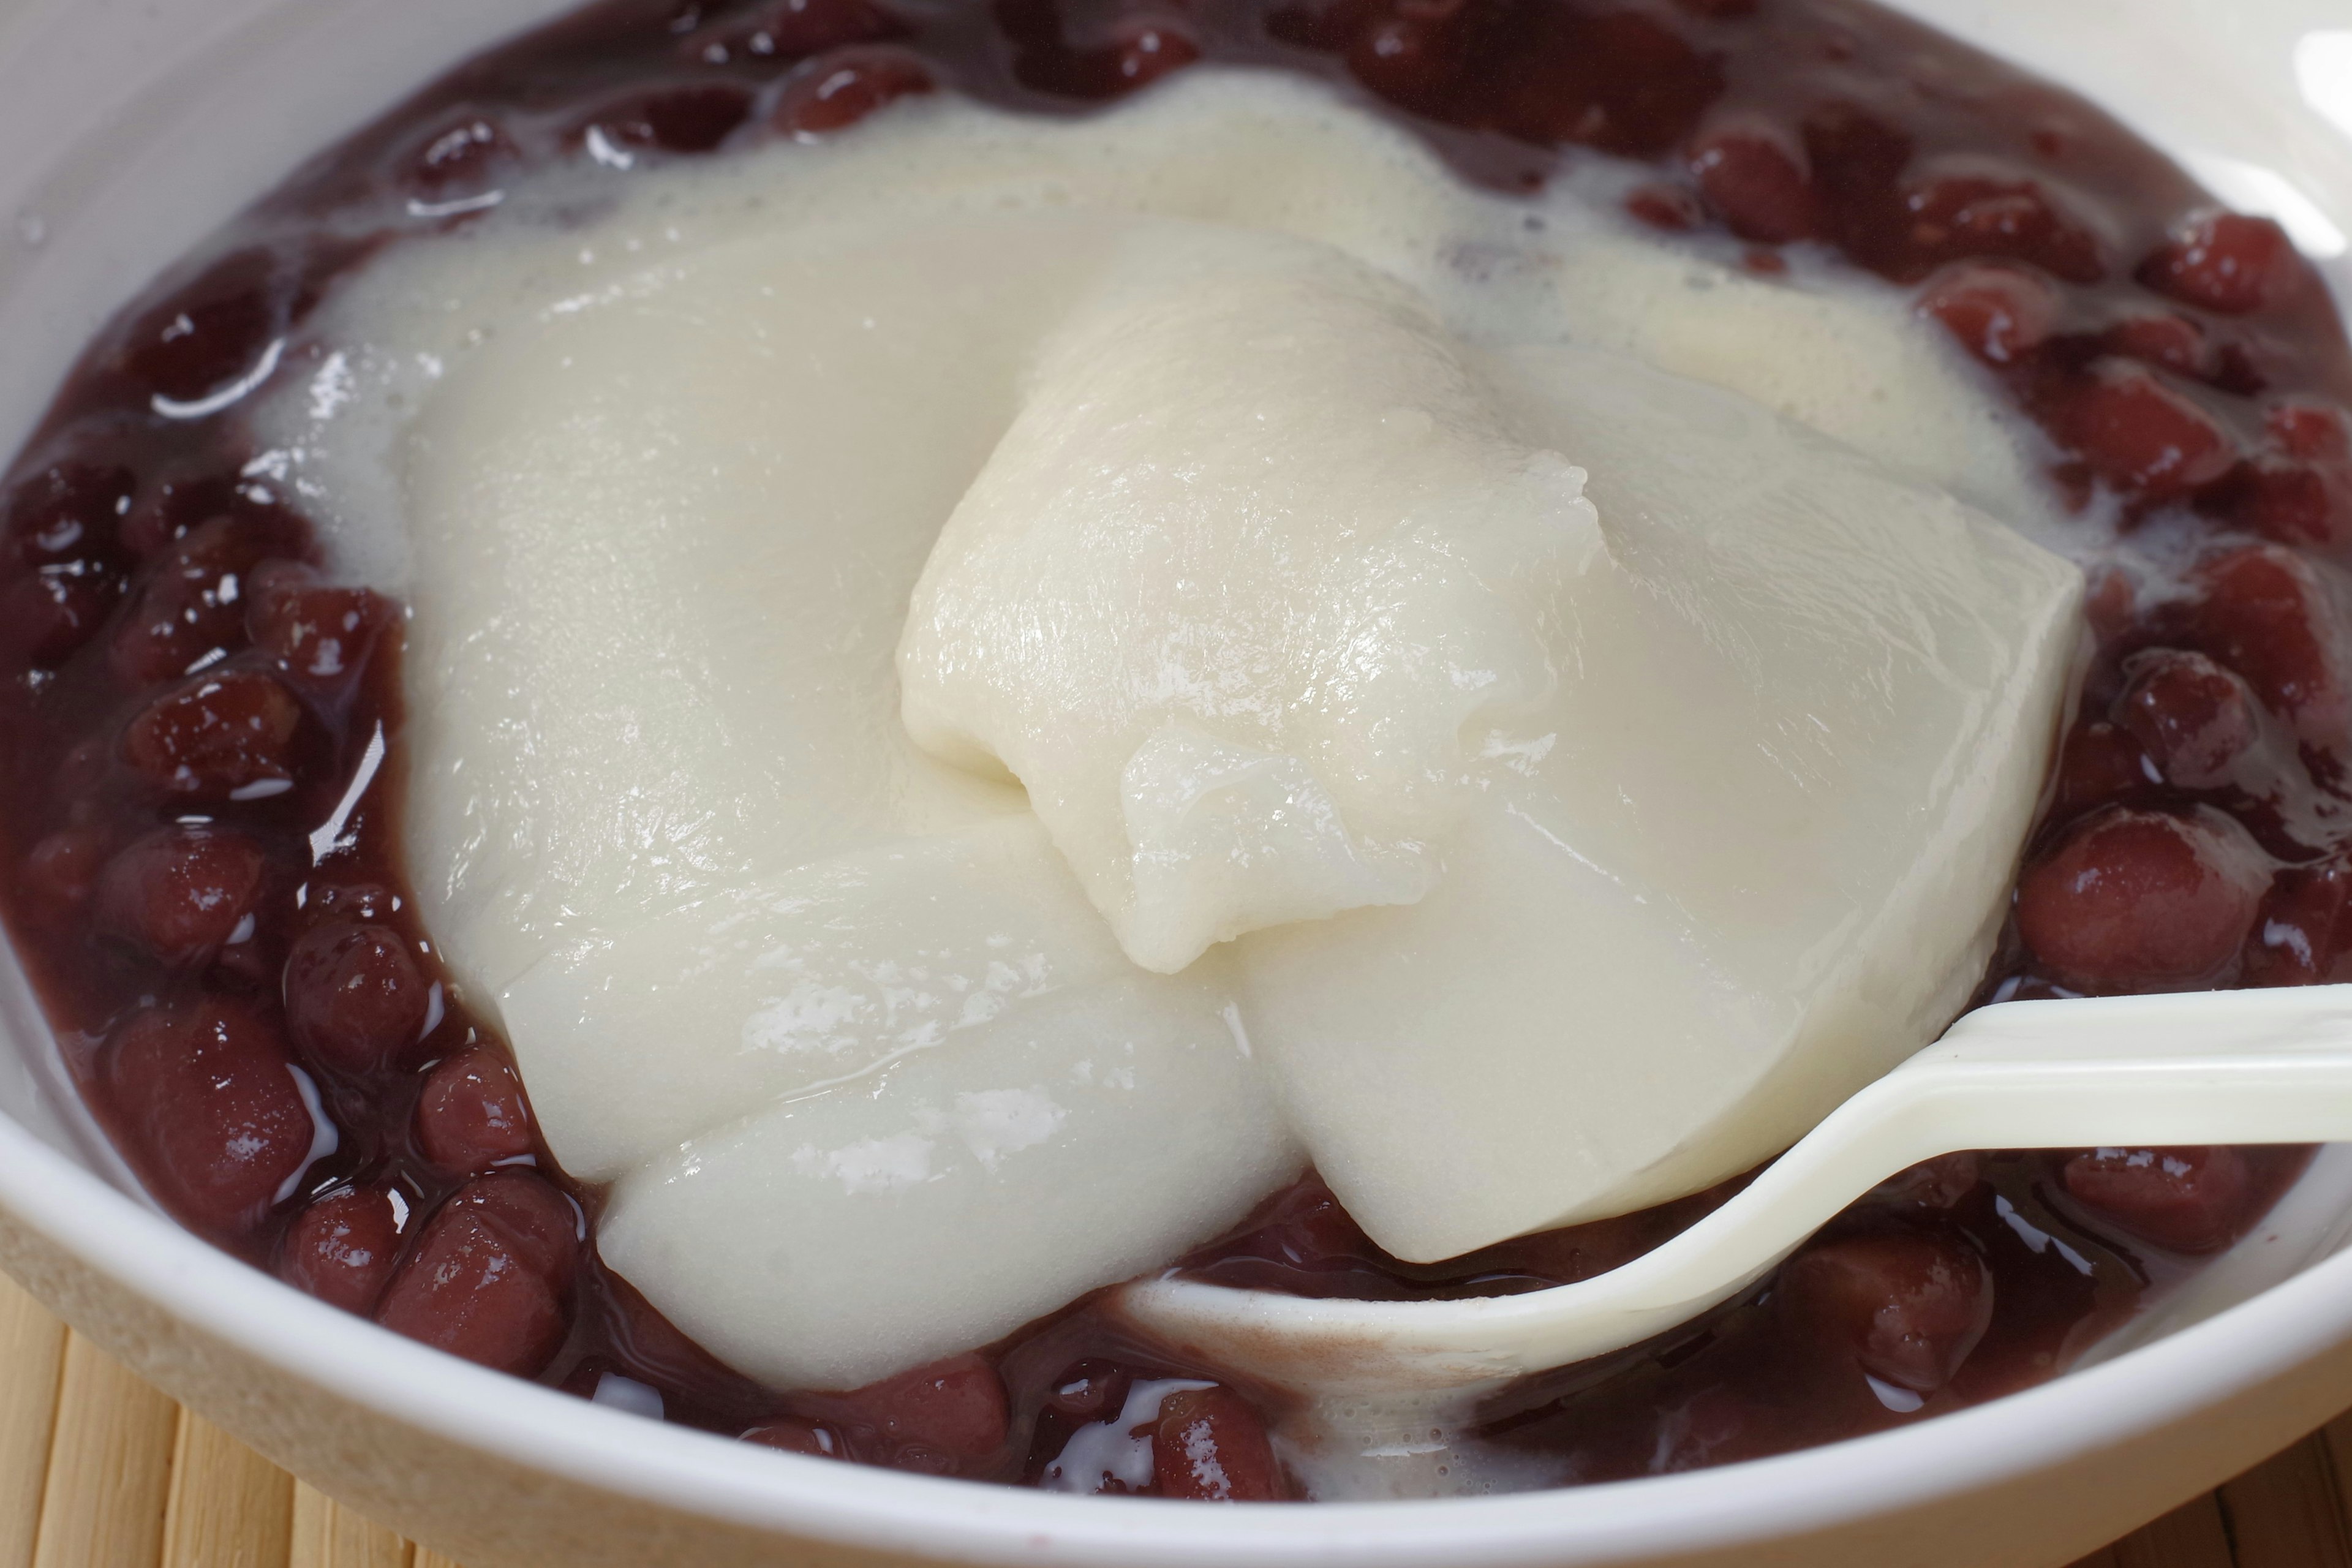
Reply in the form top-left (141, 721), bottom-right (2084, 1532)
top-left (4, 1268), bottom-right (2345, 1568)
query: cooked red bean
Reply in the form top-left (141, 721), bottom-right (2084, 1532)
top-left (404, 117), bottom-right (515, 197)
top-left (0, 562), bottom-right (115, 668)
top-left (1898, 175), bottom-right (2101, 283)
top-left (441, 1169), bottom-right (581, 1288)
top-left (5, 459), bottom-right (133, 568)
top-left (2176, 546), bottom-right (2352, 746)
top-left (374, 1172), bottom-right (576, 1375)
top-left (94, 825), bottom-right (267, 967)
top-left (104, 998), bottom-right (314, 1237)
top-left (840, 1352), bottom-right (1009, 1469)
top-left (1776, 1226), bottom-right (1992, 1393)
top-left (416, 1046), bottom-right (535, 1173)
top-left (118, 250), bottom-right (284, 407)
top-left (2112, 649), bottom-right (2261, 790)
top-left (1152, 1386), bottom-right (1284, 1501)
top-left (2245, 853), bottom-right (2352, 987)
top-left (375, 1209), bottom-right (566, 1375)
top-left (741, 1417), bottom-right (845, 1457)
top-left (2015, 807), bottom-right (2270, 990)
top-left (681, 0), bottom-right (905, 64)
top-left (582, 84), bottom-right (753, 153)
top-left (2050, 719), bottom-right (2157, 817)
top-left (121, 669), bottom-right (302, 798)
top-left (111, 514), bottom-right (308, 685)
top-left (244, 564), bottom-right (391, 689)
top-left (775, 49), bottom-right (935, 134)
top-left (279, 1185), bottom-right (403, 1314)
top-left (1044, 1359), bottom-right (1134, 1424)
top-left (2048, 364), bottom-right (2236, 500)
top-left (21, 827), bottom-right (108, 914)
top-left (2138, 213), bottom-right (2301, 316)
top-left (1917, 263), bottom-right (2058, 366)
top-left (1689, 124), bottom-right (1817, 244)
top-left (1624, 182), bottom-right (1703, 232)
top-left (2064, 1146), bottom-right (2255, 1254)
top-left (282, 921), bottom-right (431, 1071)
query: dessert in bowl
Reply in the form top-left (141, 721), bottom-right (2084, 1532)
top-left (3, 0), bottom-right (2352, 1558)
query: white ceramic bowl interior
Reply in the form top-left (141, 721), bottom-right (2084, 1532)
top-left (6, 1), bottom-right (2352, 1563)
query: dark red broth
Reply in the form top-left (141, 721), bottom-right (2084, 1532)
top-left (0, 0), bottom-right (2344, 1501)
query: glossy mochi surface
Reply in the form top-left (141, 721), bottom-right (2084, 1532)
top-left (268, 74), bottom-right (2075, 1381)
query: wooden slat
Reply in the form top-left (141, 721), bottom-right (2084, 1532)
top-left (289, 1483), bottom-right (412, 1568)
top-left (162, 1409), bottom-right (294, 1568)
top-left (30, 1331), bottom-right (180, 1568)
top-left (2113, 1493), bottom-right (2237, 1568)
top-left (409, 1551), bottom-right (464, 1568)
top-left (2223, 1433), bottom-right (2352, 1568)
top-left (0, 1273), bottom-right (67, 1568)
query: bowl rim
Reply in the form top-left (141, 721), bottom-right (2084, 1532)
top-left (5, 1104), bottom-right (2350, 1566)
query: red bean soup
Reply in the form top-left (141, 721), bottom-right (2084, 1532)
top-left (0, 0), bottom-right (2344, 1502)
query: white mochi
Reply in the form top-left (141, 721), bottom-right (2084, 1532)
top-left (899, 236), bottom-right (1599, 973)
top-left (258, 71), bottom-right (2081, 1383)
top-left (1236, 349), bottom-right (2081, 1261)
top-left (595, 929), bottom-right (1291, 1389)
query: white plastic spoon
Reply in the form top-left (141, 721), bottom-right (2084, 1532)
top-left (1117, 984), bottom-right (2352, 1402)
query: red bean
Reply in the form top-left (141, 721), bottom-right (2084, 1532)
top-left (680, 0), bottom-right (905, 64)
top-left (374, 1177), bottom-right (574, 1376)
top-left (2179, 545), bottom-right (2351, 745)
top-left (244, 563), bottom-right (391, 690)
top-left (1624, 183), bottom-right (1703, 232)
top-left (5, 460), bottom-right (134, 568)
top-left (104, 998), bottom-right (314, 1237)
top-left (416, 1046), bottom-right (535, 1173)
top-left (1776, 1226), bottom-right (1991, 1393)
top-left (404, 117), bottom-right (515, 197)
top-left (2048, 363), bottom-right (2236, 499)
top-left (840, 1352), bottom-right (1008, 1468)
top-left (1498, 10), bottom-right (1721, 159)
top-left (1872, 1153), bottom-right (1982, 1212)
top-left (94, 825), bottom-right (267, 968)
top-left (111, 510), bottom-right (317, 685)
top-left (1152, 1386), bottom-right (1284, 1501)
top-left (442, 1169), bottom-right (581, 1289)
top-left (2138, 213), bottom-right (2300, 316)
top-left (2269, 402), bottom-right (2351, 463)
top-left (121, 669), bottom-right (303, 799)
top-left (2112, 649), bottom-right (2260, 790)
top-left (2015, 806), bottom-right (2270, 990)
top-left (2050, 719), bottom-right (2156, 817)
top-left (1899, 175), bottom-right (2102, 283)
top-left (0, 562), bottom-right (116, 668)
top-left (22, 827), bottom-right (108, 914)
top-left (118, 250), bottom-right (284, 407)
top-left (2063, 1146), bottom-right (2255, 1254)
top-left (1689, 124), bottom-right (1817, 244)
top-left (2244, 853), bottom-right (2352, 987)
top-left (776, 48), bottom-right (935, 134)
top-left (1917, 263), bottom-right (2058, 366)
top-left (741, 1417), bottom-right (844, 1457)
top-left (2218, 457), bottom-right (2352, 552)
top-left (283, 921), bottom-right (431, 1072)
top-left (581, 84), bottom-right (753, 154)
top-left (279, 1185), bottom-right (402, 1314)
top-left (1045, 1359), bottom-right (1133, 1423)
top-left (2103, 312), bottom-right (2209, 380)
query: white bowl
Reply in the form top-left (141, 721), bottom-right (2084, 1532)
top-left (6, 1), bottom-right (2352, 1562)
